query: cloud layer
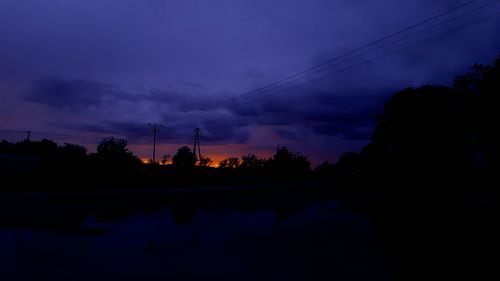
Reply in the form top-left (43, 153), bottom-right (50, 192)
top-left (1, 0), bottom-right (500, 163)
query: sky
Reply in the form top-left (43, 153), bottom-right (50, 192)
top-left (1, 0), bottom-right (500, 165)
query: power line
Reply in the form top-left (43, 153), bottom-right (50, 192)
top-left (210, 0), bottom-right (500, 110)
top-left (185, 9), bottom-right (500, 132)
top-left (223, 11), bottom-right (500, 108)
top-left (202, 0), bottom-right (496, 111)
top-left (0, 128), bottom-right (111, 142)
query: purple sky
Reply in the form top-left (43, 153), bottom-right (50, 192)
top-left (1, 0), bottom-right (500, 165)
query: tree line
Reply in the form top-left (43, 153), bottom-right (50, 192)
top-left (0, 134), bottom-right (312, 190)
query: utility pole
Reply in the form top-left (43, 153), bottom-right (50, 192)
top-left (26, 131), bottom-right (31, 141)
top-left (193, 128), bottom-right (202, 164)
top-left (148, 123), bottom-right (163, 163)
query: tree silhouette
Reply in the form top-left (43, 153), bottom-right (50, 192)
top-left (172, 146), bottom-right (197, 169)
top-left (60, 143), bottom-right (87, 159)
top-left (58, 143), bottom-right (88, 168)
top-left (240, 154), bottom-right (266, 170)
top-left (161, 154), bottom-right (171, 165)
top-left (14, 139), bottom-right (58, 158)
top-left (267, 146), bottom-right (310, 180)
top-left (198, 155), bottom-right (213, 167)
top-left (218, 157), bottom-right (240, 169)
top-left (97, 137), bottom-right (130, 156)
top-left (93, 137), bottom-right (141, 170)
top-left (370, 85), bottom-right (474, 181)
top-left (453, 56), bottom-right (500, 170)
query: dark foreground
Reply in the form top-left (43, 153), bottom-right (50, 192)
top-left (0, 187), bottom-right (388, 281)
top-left (0, 185), bottom-right (496, 280)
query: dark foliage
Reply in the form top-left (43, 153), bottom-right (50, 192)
top-left (330, 56), bottom-right (500, 280)
top-left (267, 146), bottom-right (311, 181)
top-left (171, 146), bottom-right (197, 170)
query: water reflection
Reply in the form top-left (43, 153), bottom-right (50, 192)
top-left (0, 191), bottom-right (388, 280)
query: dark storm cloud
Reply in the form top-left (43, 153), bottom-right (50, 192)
top-left (67, 116), bottom-right (251, 145)
top-left (299, 93), bottom-right (386, 141)
top-left (1, 0), bottom-right (500, 162)
top-left (69, 121), bottom-right (171, 143)
top-left (147, 86), bottom-right (212, 112)
top-left (25, 76), bottom-right (135, 111)
top-left (26, 76), bottom-right (215, 113)
top-left (50, 81), bottom-right (385, 145)
top-left (341, 127), bottom-right (375, 141)
top-left (272, 104), bottom-right (381, 142)
top-left (272, 127), bottom-right (305, 142)
top-left (200, 117), bottom-right (250, 144)
top-left (223, 90), bottom-right (388, 141)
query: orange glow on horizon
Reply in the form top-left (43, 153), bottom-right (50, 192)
top-left (130, 143), bottom-right (274, 168)
top-left (140, 157), bottom-right (153, 164)
top-left (140, 156), bottom-right (235, 167)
